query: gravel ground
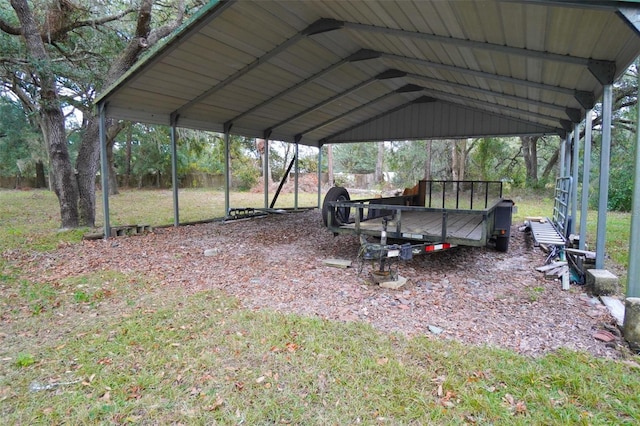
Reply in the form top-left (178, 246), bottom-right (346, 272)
top-left (24, 209), bottom-right (624, 358)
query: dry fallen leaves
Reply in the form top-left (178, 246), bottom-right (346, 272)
top-left (376, 357), bottom-right (389, 366)
top-left (16, 209), bottom-right (621, 359)
top-left (204, 395), bottom-right (224, 411)
top-left (439, 390), bottom-right (457, 408)
top-left (503, 393), bottom-right (528, 415)
top-left (432, 375), bottom-right (446, 397)
top-left (285, 342), bottom-right (299, 352)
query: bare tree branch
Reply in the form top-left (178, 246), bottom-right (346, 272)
top-left (0, 57), bottom-right (29, 66)
top-left (2, 4), bottom-right (137, 43)
top-left (105, 0), bottom-right (186, 82)
top-left (53, 8), bottom-right (138, 38)
top-left (147, 0), bottom-right (185, 45)
top-left (0, 17), bottom-right (22, 35)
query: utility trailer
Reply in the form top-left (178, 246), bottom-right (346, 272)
top-left (322, 180), bottom-right (515, 259)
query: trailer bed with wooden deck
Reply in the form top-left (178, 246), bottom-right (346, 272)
top-left (322, 180), bottom-right (514, 254)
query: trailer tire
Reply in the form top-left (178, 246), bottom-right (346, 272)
top-left (495, 236), bottom-right (509, 252)
top-left (322, 187), bottom-right (351, 227)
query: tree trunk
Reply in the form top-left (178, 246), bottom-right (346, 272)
top-left (35, 160), bottom-right (46, 188)
top-left (76, 117), bottom-right (100, 227)
top-left (375, 142), bottom-right (384, 184)
top-left (45, 107), bottom-right (79, 228)
top-left (72, 0), bottom-right (186, 227)
top-left (451, 139), bottom-right (467, 181)
top-left (256, 138), bottom-right (273, 184)
top-left (11, 0), bottom-right (79, 228)
top-left (521, 136), bottom-right (539, 184)
top-left (280, 142), bottom-right (291, 182)
top-left (76, 117), bottom-right (125, 226)
top-left (542, 146), bottom-right (560, 180)
top-left (107, 139), bottom-right (119, 195)
top-left (124, 123), bottom-right (132, 188)
top-left (424, 140), bottom-right (432, 180)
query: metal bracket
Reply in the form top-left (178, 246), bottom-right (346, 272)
top-left (574, 91), bottom-right (595, 110)
top-left (565, 108), bottom-right (582, 123)
top-left (559, 119), bottom-right (573, 133)
top-left (376, 69), bottom-right (407, 80)
top-left (170, 112), bottom-right (180, 127)
top-left (396, 84), bottom-right (423, 93)
top-left (303, 18), bottom-right (344, 36)
top-left (588, 59), bottom-right (616, 85)
top-left (347, 49), bottom-right (382, 62)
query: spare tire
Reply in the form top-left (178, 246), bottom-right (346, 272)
top-left (322, 187), bottom-right (351, 227)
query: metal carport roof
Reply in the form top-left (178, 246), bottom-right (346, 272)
top-left (96, 0), bottom-right (640, 147)
top-left (94, 0), bottom-right (640, 332)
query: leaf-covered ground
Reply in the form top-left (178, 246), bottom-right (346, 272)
top-left (10, 209), bottom-right (622, 358)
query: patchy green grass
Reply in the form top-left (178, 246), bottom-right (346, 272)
top-left (2, 285), bottom-right (640, 424)
top-left (95, 188), bottom-right (320, 227)
top-left (0, 190), bottom-right (86, 252)
top-left (1, 188), bottom-right (639, 424)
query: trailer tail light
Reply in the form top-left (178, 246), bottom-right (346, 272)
top-left (425, 243), bottom-right (451, 252)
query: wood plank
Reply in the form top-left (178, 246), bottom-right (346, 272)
top-left (526, 216), bottom-right (548, 222)
top-left (565, 248), bottom-right (597, 259)
top-left (340, 210), bottom-right (486, 244)
top-left (600, 296), bottom-right (625, 326)
top-left (449, 215), bottom-right (483, 239)
top-left (561, 269), bottom-right (570, 290)
top-left (446, 213), bottom-right (476, 231)
top-left (323, 258), bottom-right (352, 268)
top-left (392, 211), bottom-right (444, 235)
top-left (545, 266), bottom-right (568, 278)
top-left (535, 261), bottom-right (567, 272)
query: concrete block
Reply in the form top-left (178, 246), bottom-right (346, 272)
top-left (585, 269), bottom-right (619, 296)
top-left (380, 276), bottom-right (407, 290)
top-left (624, 298), bottom-right (640, 351)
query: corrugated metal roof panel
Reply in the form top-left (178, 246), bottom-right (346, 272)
top-left (328, 100), bottom-right (557, 143)
top-left (96, 0), bottom-right (640, 147)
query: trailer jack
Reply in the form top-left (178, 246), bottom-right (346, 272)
top-left (357, 218), bottom-right (457, 286)
top-left (357, 219), bottom-right (413, 284)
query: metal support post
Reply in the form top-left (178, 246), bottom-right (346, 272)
top-left (170, 122), bottom-right (179, 226)
top-left (626, 72), bottom-right (640, 297)
top-left (559, 135), bottom-right (566, 177)
top-left (98, 102), bottom-right (111, 238)
top-left (565, 137), bottom-right (572, 178)
top-left (264, 138), bottom-right (269, 209)
top-left (596, 84), bottom-right (613, 269)
top-left (579, 110), bottom-right (593, 250)
top-left (224, 125), bottom-right (231, 216)
top-left (294, 142), bottom-right (299, 210)
top-left (317, 146), bottom-right (323, 208)
top-left (571, 123), bottom-right (580, 235)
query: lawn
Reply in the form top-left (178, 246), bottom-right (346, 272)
top-left (1, 188), bottom-right (638, 424)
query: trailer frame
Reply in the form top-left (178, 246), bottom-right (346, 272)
top-left (323, 180), bottom-right (515, 253)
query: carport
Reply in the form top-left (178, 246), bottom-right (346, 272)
top-left (95, 1), bottom-right (640, 299)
